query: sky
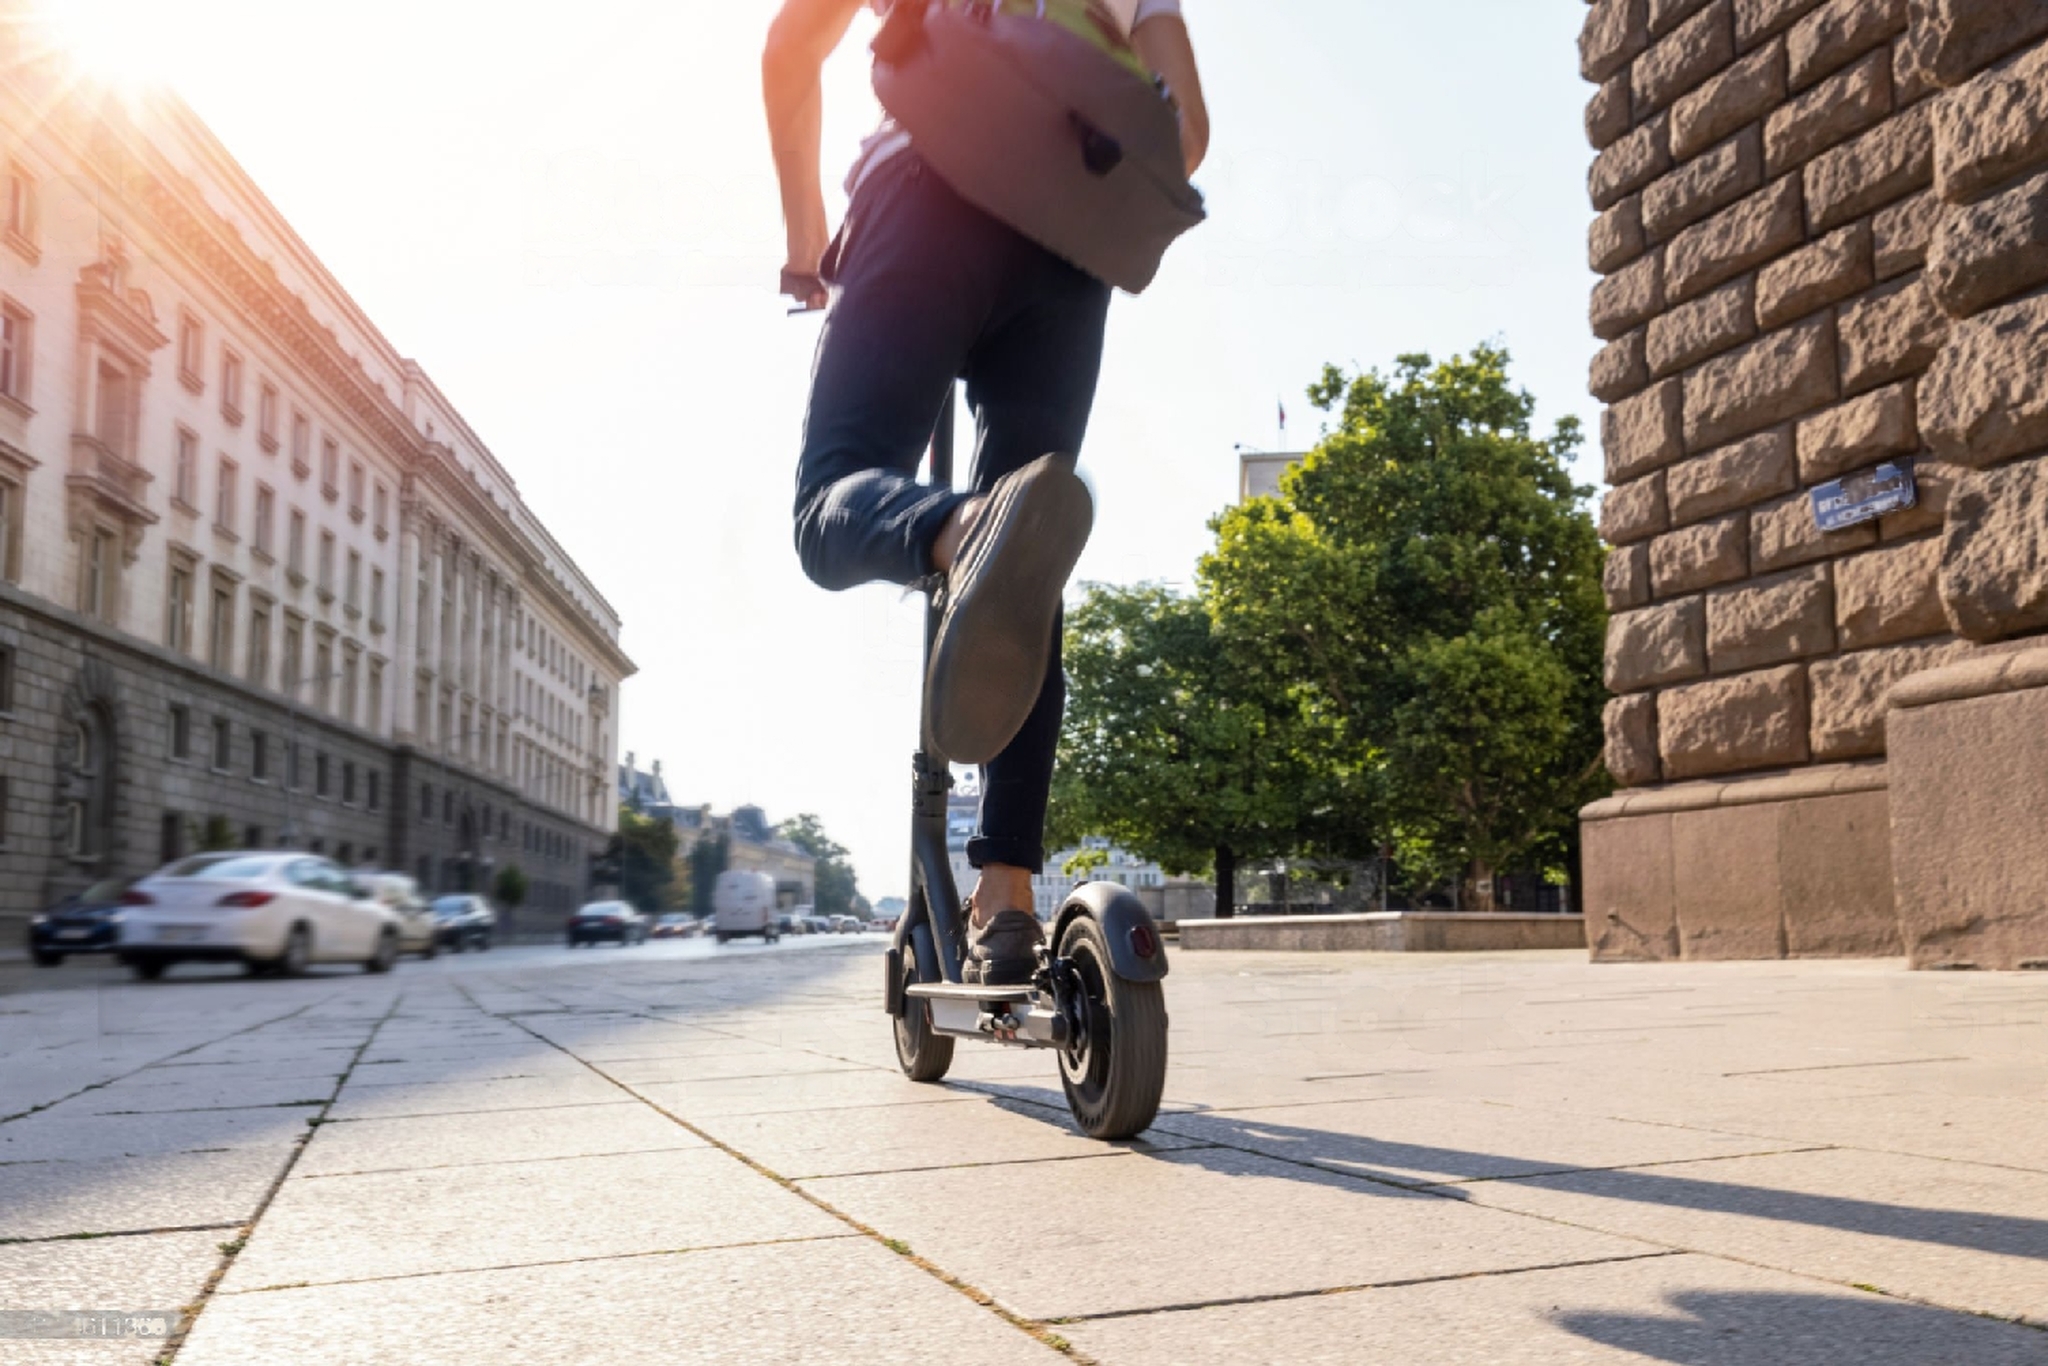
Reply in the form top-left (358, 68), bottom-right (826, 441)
top-left (39, 0), bottom-right (1602, 900)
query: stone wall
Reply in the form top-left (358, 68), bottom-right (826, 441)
top-left (1581, 0), bottom-right (2048, 960)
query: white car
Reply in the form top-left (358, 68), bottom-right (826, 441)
top-left (117, 852), bottom-right (401, 980)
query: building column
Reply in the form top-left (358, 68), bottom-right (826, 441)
top-left (393, 504), bottom-right (422, 742)
top-left (424, 534), bottom-right (446, 745)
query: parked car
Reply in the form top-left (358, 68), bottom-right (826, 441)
top-left (866, 917), bottom-right (898, 934)
top-left (117, 852), bottom-right (400, 980)
top-left (804, 916), bottom-right (833, 935)
top-left (776, 913), bottom-right (806, 937)
top-left (358, 872), bottom-right (438, 959)
top-left (831, 915), bottom-right (864, 934)
top-left (568, 901), bottom-right (648, 947)
top-left (26, 880), bottom-right (131, 966)
top-left (430, 895), bottom-right (497, 952)
top-left (651, 913), bottom-right (697, 939)
top-left (713, 871), bottom-right (779, 944)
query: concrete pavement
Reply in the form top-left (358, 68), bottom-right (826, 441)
top-left (1, 938), bottom-right (2044, 1363)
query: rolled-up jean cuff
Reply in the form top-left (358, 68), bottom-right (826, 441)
top-left (966, 835), bottom-right (1044, 876)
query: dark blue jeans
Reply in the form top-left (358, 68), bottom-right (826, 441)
top-left (793, 153), bottom-right (1112, 875)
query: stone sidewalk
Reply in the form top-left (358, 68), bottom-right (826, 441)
top-left (1, 943), bottom-right (2044, 1363)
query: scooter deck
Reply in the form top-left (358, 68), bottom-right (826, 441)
top-left (905, 982), bottom-right (1035, 1004)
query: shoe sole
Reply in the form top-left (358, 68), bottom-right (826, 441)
top-left (927, 457), bottom-right (1093, 765)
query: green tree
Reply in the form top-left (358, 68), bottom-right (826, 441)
top-left (1202, 346), bottom-right (1609, 903)
top-left (191, 815), bottom-right (238, 853)
top-left (777, 813), bottom-right (862, 919)
top-left (493, 864), bottom-right (529, 911)
top-left (1049, 583), bottom-right (1316, 916)
top-left (687, 833), bottom-right (730, 917)
top-left (617, 805), bottom-right (679, 915)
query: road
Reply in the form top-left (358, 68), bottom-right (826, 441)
top-left (2, 941), bottom-right (2044, 1363)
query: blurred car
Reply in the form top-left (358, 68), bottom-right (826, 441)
top-left (776, 913), bottom-right (807, 937)
top-left (804, 916), bottom-right (833, 935)
top-left (831, 915), bottom-right (863, 934)
top-left (429, 895), bottom-right (497, 952)
top-left (713, 870), bottom-right (779, 944)
top-left (569, 901), bottom-right (648, 947)
top-left (117, 852), bottom-right (400, 980)
top-left (26, 880), bottom-right (131, 965)
top-left (358, 872), bottom-right (438, 959)
top-left (866, 917), bottom-right (897, 934)
top-left (651, 913), bottom-right (698, 939)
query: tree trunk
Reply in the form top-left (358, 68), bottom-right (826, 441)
top-left (1460, 858), bottom-right (1495, 913)
top-left (1215, 846), bottom-right (1237, 920)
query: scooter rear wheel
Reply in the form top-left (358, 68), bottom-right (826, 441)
top-left (1057, 915), bottom-right (1167, 1140)
top-left (893, 939), bottom-right (954, 1083)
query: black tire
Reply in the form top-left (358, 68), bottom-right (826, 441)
top-left (31, 949), bottom-right (63, 967)
top-left (419, 938), bottom-right (439, 961)
top-left (448, 934), bottom-right (465, 954)
top-left (1056, 915), bottom-right (1167, 1141)
top-left (893, 940), bottom-right (954, 1084)
top-left (130, 959), bottom-right (167, 982)
top-left (278, 925), bottom-right (312, 978)
top-left (364, 928), bottom-right (398, 974)
top-left (478, 935), bottom-right (492, 952)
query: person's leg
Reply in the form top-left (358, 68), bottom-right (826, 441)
top-left (792, 157), bottom-right (1006, 592)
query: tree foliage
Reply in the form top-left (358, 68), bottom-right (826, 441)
top-left (687, 833), bottom-right (730, 918)
top-left (493, 864), bottom-right (529, 909)
top-left (617, 805), bottom-right (680, 915)
top-left (777, 813), bottom-right (863, 919)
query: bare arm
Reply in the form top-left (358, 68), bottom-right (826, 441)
top-left (1132, 16), bottom-right (1208, 176)
top-left (763, 0), bottom-right (867, 306)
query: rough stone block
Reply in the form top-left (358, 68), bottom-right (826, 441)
top-left (1659, 663), bottom-right (1812, 776)
top-left (1873, 189), bottom-right (1941, 276)
top-left (1735, 0), bottom-right (1827, 50)
top-left (1804, 104), bottom-right (1934, 231)
top-left (1653, 512), bottom-right (1752, 593)
top-left (1765, 48), bottom-right (1894, 175)
top-left (1903, 0), bottom-right (2048, 92)
top-left (1591, 252), bottom-right (1666, 340)
top-left (1786, 0), bottom-right (1908, 90)
top-left (1587, 71), bottom-right (1635, 151)
top-left (1684, 315), bottom-right (1839, 451)
top-left (1584, 812), bottom-right (1680, 961)
top-left (1892, 28), bottom-right (1938, 106)
top-left (1644, 126), bottom-right (1766, 239)
top-left (1709, 564), bottom-right (1837, 670)
top-left (1838, 273), bottom-right (1949, 392)
top-left (1607, 596), bottom-right (1708, 691)
top-left (1925, 168), bottom-right (2048, 317)
top-left (1647, 275), bottom-right (1759, 376)
top-left (1606, 693), bottom-right (1662, 785)
top-left (1673, 37), bottom-right (1788, 160)
top-left (1751, 488), bottom-right (1879, 569)
top-left (1674, 800), bottom-right (1786, 957)
top-left (1669, 427), bottom-right (1798, 523)
top-left (1918, 292), bottom-right (2048, 468)
top-left (1592, 114), bottom-right (1676, 213)
top-left (1602, 471), bottom-right (1673, 545)
top-left (1835, 537), bottom-right (1945, 647)
top-left (1605, 378), bottom-right (1687, 481)
top-left (1940, 455), bottom-right (2048, 640)
top-left (1591, 329), bottom-right (1652, 403)
top-left (1889, 658), bottom-right (2048, 969)
top-left (1584, 0), bottom-right (1652, 83)
top-left (1810, 638), bottom-right (1966, 757)
top-left (1931, 39), bottom-right (2048, 201)
top-left (1653, 0), bottom-right (1719, 36)
top-left (1795, 380), bottom-right (1918, 481)
top-left (1591, 196), bottom-right (1648, 273)
top-left (1605, 540), bottom-right (1654, 610)
top-left (1780, 787), bottom-right (1900, 955)
top-left (1634, 0), bottom-right (1737, 115)
top-left (1757, 220), bottom-right (1874, 326)
top-left (1664, 175), bottom-right (1806, 302)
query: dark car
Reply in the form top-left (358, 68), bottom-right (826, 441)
top-left (27, 880), bottom-right (130, 966)
top-left (568, 901), bottom-right (648, 948)
top-left (429, 895), bottom-right (497, 952)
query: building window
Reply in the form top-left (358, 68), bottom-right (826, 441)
top-left (373, 481), bottom-right (388, 537)
top-left (341, 649), bottom-right (359, 725)
top-left (315, 753), bottom-right (330, 798)
top-left (367, 658), bottom-right (384, 729)
top-left (0, 476), bottom-right (17, 583)
top-left (82, 527), bottom-right (115, 620)
top-left (281, 617), bottom-right (304, 692)
top-left (345, 548), bottom-right (361, 615)
top-left (444, 789), bottom-right (454, 825)
top-left (173, 427), bottom-right (199, 508)
top-left (342, 760), bottom-right (356, 804)
top-left (215, 457), bottom-right (238, 533)
top-left (0, 644), bottom-right (12, 713)
top-left (246, 824), bottom-right (263, 848)
top-left (348, 460), bottom-right (365, 519)
top-left (166, 559), bottom-right (195, 654)
top-left (419, 782), bottom-right (432, 818)
top-left (177, 313), bottom-right (204, 391)
top-left (248, 601), bottom-right (271, 685)
top-left (252, 729), bottom-right (269, 781)
top-left (367, 769), bottom-right (381, 812)
top-left (313, 635), bottom-right (333, 711)
top-left (211, 716), bottom-right (231, 770)
top-left (320, 437), bottom-right (339, 498)
top-left (286, 741), bottom-right (301, 790)
top-left (258, 381), bottom-right (279, 451)
top-left (65, 801), bottom-right (88, 857)
top-left (159, 811), bottom-right (184, 866)
top-left (0, 301), bottom-right (31, 406)
top-left (168, 704), bottom-right (191, 760)
top-left (369, 567), bottom-right (385, 630)
top-left (0, 775), bottom-right (7, 846)
top-left (318, 530), bottom-right (335, 599)
top-left (208, 580), bottom-right (234, 670)
top-left (287, 508), bottom-right (306, 582)
top-left (290, 411), bottom-right (310, 478)
top-left (4, 161), bottom-right (36, 257)
top-left (94, 359), bottom-right (135, 458)
top-left (253, 485), bottom-right (275, 557)
top-left (220, 348), bottom-right (244, 423)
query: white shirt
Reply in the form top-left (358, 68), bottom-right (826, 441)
top-left (850, 0), bottom-right (1186, 194)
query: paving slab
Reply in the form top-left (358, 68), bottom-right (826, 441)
top-left (219, 1145), bottom-right (845, 1290)
top-left (0, 1229), bottom-right (223, 1364)
top-left (1464, 1147), bottom-right (2048, 1327)
top-left (632, 1067), bottom-right (977, 1118)
top-left (299, 1102), bottom-right (703, 1176)
top-left (335, 1054), bottom-right (589, 1087)
top-left (0, 1106), bottom-right (315, 1163)
top-left (324, 1072), bottom-right (625, 1120)
top-left (0, 1147), bottom-right (291, 1239)
top-left (78, 1074), bottom-right (340, 1115)
top-left (589, 1049), bottom-right (872, 1085)
top-left (804, 1146), bottom-right (1657, 1322)
top-left (1061, 1251), bottom-right (2048, 1366)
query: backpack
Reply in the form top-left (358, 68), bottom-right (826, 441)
top-left (871, 0), bottom-right (1206, 294)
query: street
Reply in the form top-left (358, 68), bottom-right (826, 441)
top-left (2, 942), bottom-right (2044, 1363)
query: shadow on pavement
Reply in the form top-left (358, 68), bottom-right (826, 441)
top-left (1553, 1289), bottom-right (2046, 1364)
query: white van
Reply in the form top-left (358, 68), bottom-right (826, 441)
top-left (713, 870), bottom-right (780, 944)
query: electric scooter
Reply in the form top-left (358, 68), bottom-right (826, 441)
top-left (883, 389), bottom-right (1171, 1140)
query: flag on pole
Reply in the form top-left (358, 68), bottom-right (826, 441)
top-left (1278, 399), bottom-right (1287, 434)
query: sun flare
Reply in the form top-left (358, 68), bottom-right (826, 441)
top-left (30, 0), bottom-right (203, 90)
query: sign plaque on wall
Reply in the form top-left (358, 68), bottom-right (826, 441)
top-left (1811, 460), bottom-right (1917, 533)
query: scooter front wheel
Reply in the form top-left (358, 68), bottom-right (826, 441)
top-left (893, 933), bottom-right (954, 1083)
top-left (1057, 914), bottom-right (1167, 1140)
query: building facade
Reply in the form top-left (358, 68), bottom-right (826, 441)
top-left (0, 37), bottom-right (631, 940)
top-left (617, 760), bottom-right (818, 909)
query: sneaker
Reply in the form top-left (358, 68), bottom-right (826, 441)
top-left (963, 907), bottom-right (1045, 986)
top-left (926, 453), bottom-right (1092, 764)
